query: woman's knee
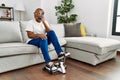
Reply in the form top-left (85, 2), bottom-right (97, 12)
top-left (47, 30), bottom-right (56, 36)
top-left (48, 30), bottom-right (55, 33)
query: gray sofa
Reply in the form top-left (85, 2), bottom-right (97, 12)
top-left (0, 21), bottom-right (66, 73)
top-left (0, 21), bottom-right (120, 73)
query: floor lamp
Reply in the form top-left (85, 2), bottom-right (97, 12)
top-left (14, 2), bottom-right (25, 21)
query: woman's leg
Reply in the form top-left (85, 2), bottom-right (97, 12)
top-left (28, 38), bottom-right (51, 62)
top-left (47, 30), bottom-right (63, 55)
top-left (28, 38), bottom-right (58, 70)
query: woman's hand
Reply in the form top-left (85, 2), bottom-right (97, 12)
top-left (38, 34), bottom-right (47, 40)
top-left (42, 16), bottom-right (51, 32)
top-left (41, 16), bottom-right (45, 23)
top-left (27, 31), bottom-right (47, 40)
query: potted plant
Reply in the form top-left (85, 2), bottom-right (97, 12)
top-left (55, 0), bottom-right (77, 23)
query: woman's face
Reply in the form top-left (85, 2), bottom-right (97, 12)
top-left (34, 9), bottom-right (44, 22)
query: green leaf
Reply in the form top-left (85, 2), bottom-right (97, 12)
top-left (55, 0), bottom-right (78, 23)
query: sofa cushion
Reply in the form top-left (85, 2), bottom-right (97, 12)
top-left (80, 25), bottom-right (86, 37)
top-left (0, 43), bottom-right (39, 57)
top-left (0, 37), bottom-right (66, 57)
top-left (64, 23), bottom-right (81, 37)
top-left (21, 22), bottom-right (65, 42)
top-left (0, 21), bottom-right (23, 43)
top-left (50, 24), bottom-right (65, 38)
top-left (20, 21), bottom-right (29, 42)
top-left (65, 37), bottom-right (120, 55)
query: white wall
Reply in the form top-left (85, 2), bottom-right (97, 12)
top-left (0, 0), bottom-right (15, 7)
top-left (41, 0), bottom-right (111, 37)
top-left (0, 0), bottom-right (41, 21)
top-left (23, 0), bottom-right (41, 20)
top-left (73, 0), bottom-right (110, 37)
top-left (0, 0), bottom-right (19, 20)
top-left (1, 0), bottom-right (120, 40)
top-left (41, 0), bottom-right (58, 23)
top-left (41, 0), bottom-right (120, 40)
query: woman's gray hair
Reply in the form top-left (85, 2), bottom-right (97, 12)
top-left (34, 8), bottom-right (44, 14)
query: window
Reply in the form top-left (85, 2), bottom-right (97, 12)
top-left (112, 0), bottom-right (120, 35)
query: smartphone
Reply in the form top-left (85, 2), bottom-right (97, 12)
top-left (40, 13), bottom-right (44, 20)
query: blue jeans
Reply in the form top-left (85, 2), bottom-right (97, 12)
top-left (28, 30), bottom-right (63, 62)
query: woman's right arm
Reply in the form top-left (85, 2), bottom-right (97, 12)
top-left (27, 31), bottom-right (47, 40)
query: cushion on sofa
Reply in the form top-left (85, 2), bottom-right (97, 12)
top-left (65, 37), bottom-right (120, 55)
top-left (21, 22), bottom-right (66, 42)
top-left (0, 21), bottom-right (23, 43)
top-left (0, 37), bottom-right (67, 57)
top-left (80, 25), bottom-right (86, 37)
top-left (20, 21), bottom-right (29, 42)
top-left (64, 23), bottom-right (81, 37)
top-left (0, 43), bottom-right (39, 57)
top-left (50, 24), bottom-right (65, 38)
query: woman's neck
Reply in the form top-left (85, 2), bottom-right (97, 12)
top-left (35, 19), bottom-right (41, 23)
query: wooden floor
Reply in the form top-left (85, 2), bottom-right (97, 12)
top-left (0, 52), bottom-right (120, 80)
